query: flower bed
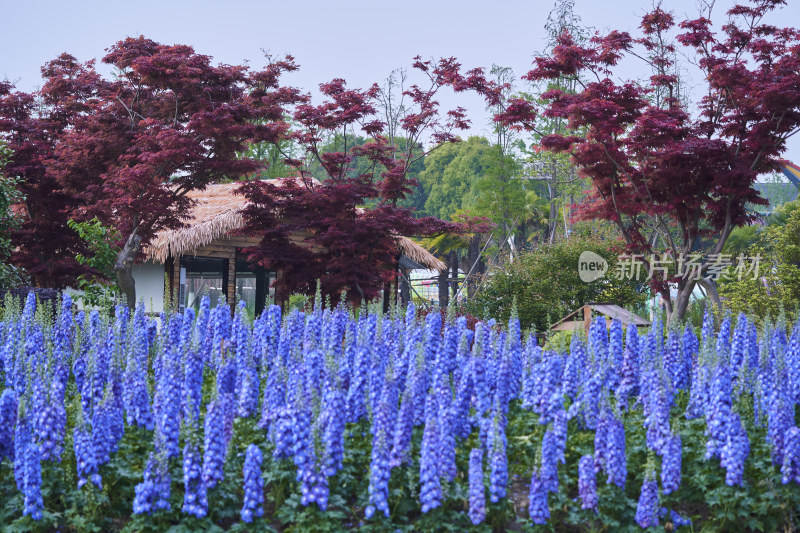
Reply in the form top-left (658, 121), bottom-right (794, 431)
top-left (0, 293), bottom-right (798, 531)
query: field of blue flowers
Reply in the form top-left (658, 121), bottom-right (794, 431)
top-left (0, 292), bottom-right (799, 532)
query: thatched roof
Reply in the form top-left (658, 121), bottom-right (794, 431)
top-left (143, 180), bottom-right (446, 271)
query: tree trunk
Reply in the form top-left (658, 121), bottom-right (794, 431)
top-left (548, 181), bottom-right (558, 244)
top-left (399, 269), bottom-right (410, 306)
top-left (437, 265), bottom-right (449, 309)
top-left (697, 277), bottom-right (722, 313)
top-left (467, 235), bottom-right (481, 298)
top-left (115, 229), bottom-right (142, 310)
top-left (449, 250), bottom-right (458, 300)
top-left (670, 278), bottom-right (695, 326)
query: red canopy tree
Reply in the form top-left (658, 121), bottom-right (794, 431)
top-left (0, 37), bottom-right (295, 307)
top-left (513, 0), bottom-right (800, 322)
top-left (0, 56), bottom-right (103, 287)
top-left (239, 57), bottom-right (498, 305)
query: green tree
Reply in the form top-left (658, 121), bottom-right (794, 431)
top-left (67, 217), bottom-right (120, 308)
top-left (719, 208), bottom-right (800, 318)
top-left (468, 227), bottom-right (648, 332)
top-left (419, 136), bottom-right (493, 220)
top-left (0, 141), bottom-right (27, 288)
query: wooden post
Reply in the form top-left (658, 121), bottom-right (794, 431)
top-left (583, 305), bottom-right (592, 338)
top-left (225, 253), bottom-right (236, 307)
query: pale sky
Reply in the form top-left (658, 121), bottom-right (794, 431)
top-left (2, 0), bottom-right (799, 162)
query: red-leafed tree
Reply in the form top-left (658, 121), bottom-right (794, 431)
top-left (239, 57), bottom-right (498, 305)
top-left (0, 56), bottom-right (103, 287)
top-left (0, 38), bottom-right (296, 307)
top-left (512, 0), bottom-right (800, 322)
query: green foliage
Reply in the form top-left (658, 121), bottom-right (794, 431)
top-left (719, 208), bottom-right (800, 318)
top-left (420, 136), bottom-right (494, 220)
top-left (468, 231), bottom-right (649, 332)
top-left (67, 217), bottom-right (121, 308)
top-left (0, 141), bottom-right (27, 289)
top-left (287, 292), bottom-right (310, 311)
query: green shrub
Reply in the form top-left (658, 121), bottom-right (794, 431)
top-left (468, 232), bottom-right (649, 332)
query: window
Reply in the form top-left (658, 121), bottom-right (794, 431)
top-left (180, 257), bottom-right (226, 311)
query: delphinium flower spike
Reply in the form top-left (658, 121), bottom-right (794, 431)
top-left (241, 444), bottom-right (264, 523)
top-left (22, 442), bottom-right (43, 521)
top-left (202, 396), bottom-right (227, 490)
top-left (528, 470), bottom-right (550, 525)
top-left (468, 448), bottom-right (485, 525)
top-left (419, 392), bottom-right (442, 513)
top-left (578, 455), bottom-right (597, 510)
top-left (635, 471), bottom-right (659, 528)
top-left (365, 379), bottom-right (397, 519)
top-left (0, 388), bottom-right (18, 461)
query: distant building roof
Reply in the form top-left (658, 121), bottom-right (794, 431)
top-left (550, 303), bottom-right (650, 333)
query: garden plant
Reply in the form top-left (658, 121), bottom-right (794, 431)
top-left (0, 292), bottom-right (799, 531)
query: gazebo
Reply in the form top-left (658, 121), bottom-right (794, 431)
top-left (550, 303), bottom-right (650, 337)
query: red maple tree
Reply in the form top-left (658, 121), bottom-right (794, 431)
top-left (512, 0), bottom-right (800, 321)
top-left (239, 57), bottom-right (498, 305)
top-left (0, 38), bottom-right (296, 306)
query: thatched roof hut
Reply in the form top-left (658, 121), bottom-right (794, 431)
top-left (136, 179), bottom-right (444, 314)
top-left (143, 180), bottom-right (445, 271)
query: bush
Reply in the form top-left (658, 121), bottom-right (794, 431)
top-left (719, 209), bottom-right (800, 319)
top-left (467, 233), bottom-right (649, 332)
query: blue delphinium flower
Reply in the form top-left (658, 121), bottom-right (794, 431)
top-left (236, 319), bottom-right (259, 419)
top-left (635, 474), bottom-right (659, 528)
top-left (390, 360), bottom-right (420, 468)
top-left (436, 374), bottom-right (457, 483)
top-left (154, 353), bottom-right (181, 459)
top-left (241, 444), bottom-right (264, 523)
top-left (22, 442), bottom-right (43, 521)
top-left (182, 441), bottom-right (208, 518)
top-left (553, 409), bottom-right (568, 465)
top-left (528, 471), bottom-right (550, 525)
top-left (271, 406), bottom-right (294, 460)
top-left (489, 408), bottom-right (508, 502)
top-left (577, 372), bottom-right (602, 430)
top-left (419, 392), bottom-right (442, 513)
top-left (661, 434), bottom-right (681, 495)
top-left (184, 349), bottom-right (204, 423)
top-left (720, 411), bottom-right (749, 486)
top-left (133, 452), bottom-right (171, 514)
top-left (706, 365), bottom-right (732, 460)
top-left (578, 455), bottom-right (597, 510)
top-left (540, 429), bottom-right (559, 494)
top-left (0, 388), bottom-right (18, 461)
top-left (730, 314), bottom-right (749, 381)
top-left (451, 357), bottom-right (473, 440)
top-left (686, 362), bottom-right (708, 420)
top-left (74, 423), bottom-right (102, 489)
top-left (292, 406), bottom-right (318, 507)
top-left (593, 411), bottom-right (610, 475)
top-left (92, 389), bottom-right (117, 466)
top-left (605, 414), bottom-right (627, 489)
top-left (669, 509), bottom-right (692, 528)
top-left (37, 379), bottom-right (67, 462)
top-left (321, 387), bottom-right (346, 477)
top-left (717, 316), bottom-right (732, 364)
top-left (365, 379), bottom-right (397, 519)
top-left (781, 426), bottom-right (800, 485)
top-left (469, 448), bottom-right (485, 525)
top-left (14, 408), bottom-right (31, 491)
top-left (202, 397), bottom-right (227, 489)
top-left (346, 346), bottom-right (370, 423)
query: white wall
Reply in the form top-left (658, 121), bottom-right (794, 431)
top-left (132, 261), bottom-right (166, 314)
